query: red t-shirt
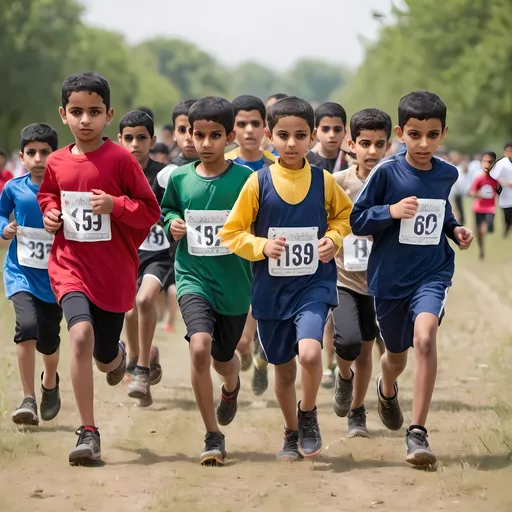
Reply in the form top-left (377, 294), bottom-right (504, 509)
top-left (0, 169), bottom-right (14, 193)
top-left (37, 139), bottom-right (161, 312)
top-left (470, 172), bottom-right (498, 214)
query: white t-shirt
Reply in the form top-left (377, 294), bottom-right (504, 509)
top-left (490, 158), bottom-right (512, 208)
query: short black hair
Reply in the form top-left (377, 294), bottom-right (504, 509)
top-left (504, 141), bottom-right (512, 150)
top-left (119, 110), bottom-right (155, 138)
top-left (188, 96), bottom-right (234, 134)
top-left (267, 93), bottom-right (288, 103)
top-left (315, 102), bottom-right (347, 128)
top-left (136, 106), bottom-right (154, 121)
top-left (232, 95), bottom-right (266, 123)
top-left (20, 123), bottom-right (59, 153)
top-left (350, 108), bottom-right (392, 142)
top-left (398, 90), bottom-right (447, 130)
top-left (267, 96), bottom-right (315, 133)
top-left (61, 72), bottom-right (111, 110)
top-left (483, 151), bottom-right (497, 160)
top-left (172, 99), bottom-right (198, 127)
top-left (150, 142), bottom-right (169, 155)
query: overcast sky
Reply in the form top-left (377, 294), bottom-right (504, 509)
top-left (81, 0), bottom-right (392, 70)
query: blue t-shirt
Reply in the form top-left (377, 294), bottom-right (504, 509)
top-left (0, 175), bottom-right (56, 302)
top-left (350, 153), bottom-right (460, 299)
top-left (233, 156), bottom-right (266, 172)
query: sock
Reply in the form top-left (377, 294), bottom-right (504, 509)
top-left (350, 404), bottom-right (365, 413)
top-left (340, 368), bottom-right (354, 382)
top-left (84, 424), bottom-right (98, 433)
top-left (136, 365), bottom-right (150, 375)
top-left (379, 381), bottom-right (396, 401)
top-left (126, 360), bottom-right (137, 372)
top-left (222, 379), bottom-right (239, 396)
top-left (408, 424), bottom-right (427, 435)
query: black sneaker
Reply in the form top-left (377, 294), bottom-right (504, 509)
top-left (406, 426), bottom-right (437, 466)
top-left (69, 426), bottom-right (101, 466)
top-left (40, 372), bottom-right (61, 422)
top-left (11, 397), bottom-right (39, 426)
top-left (252, 365), bottom-right (268, 396)
top-left (333, 369), bottom-right (354, 418)
top-left (297, 403), bottom-right (322, 458)
top-left (216, 377), bottom-right (240, 426)
top-left (106, 341), bottom-right (126, 386)
top-left (347, 405), bottom-right (370, 438)
top-left (376, 376), bottom-right (403, 431)
top-left (149, 345), bottom-right (162, 385)
top-left (200, 432), bottom-right (226, 466)
top-left (277, 428), bottom-right (303, 462)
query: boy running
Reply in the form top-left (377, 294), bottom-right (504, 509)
top-left (468, 151), bottom-right (498, 260)
top-left (37, 72), bottom-right (160, 465)
top-left (161, 97), bottom-right (252, 466)
top-left (332, 108), bottom-right (392, 437)
top-left (118, 110), bottom-right (171, 405)
top-left (220, 97), bottom-right (352, 460)
top-left (490, 142), bottom-right (512, 238)
top-left (1, 123), bottom-right (62, 426)
top-left (351, 91), bottom-right (473, 466)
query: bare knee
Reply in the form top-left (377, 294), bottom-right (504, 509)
top-left (414, 332), bottom-right (436, 359)
top-left (385, 352), bottom-right (407, 374)
top-left (69, 323), bottom-right (94, 358)
top-left (275, 362), bottom-right (297, 387)
top-left (136, 292), bottom-right (157, 314)
top-left (189, 335), bottom-right (212, 371)
top-left (299, 343), bottom-right (322, 372)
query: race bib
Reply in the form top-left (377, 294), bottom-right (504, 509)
top-left (480, 184), bottom-right (494, 199)
top-left (268, 227), bottom-right (319, 277)
top-left (61, 191), bottom-right (111, 242)
top-left (140, 224), bottom-right (170, 252)
top-left (185, 210), bottom-right (230, 256)
top-left (16, 227), bottom-right (53, 269)
top-left (399, 198), bottom-right (446, 246)
top-left (343, 234), bottom-right (373, 272)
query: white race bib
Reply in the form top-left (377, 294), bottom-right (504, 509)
top-left (480, 184), bottom-right (494, 199)
top-left (399, 198), bottom-right (446, 246)
top-left (185, 209), bottom-right (230, 256)
top-left (61, 191), bottom-right (111, 242)
top-left (140, 224), bottom-right (170, 252)
top-left (16, 227), bottom-right (53, 269)
top-left (268, 227), bottom-right (319, 277)
top-left (343, 234), bottom-right (373, 272)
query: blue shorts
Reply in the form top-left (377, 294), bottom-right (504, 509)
top-left (374, 282), bottom-right (449, 354)
top-left (257, 302), bottom-right (331, 365)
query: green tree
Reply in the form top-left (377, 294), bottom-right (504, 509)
top-left (230, 61), bottom-right (279, 101)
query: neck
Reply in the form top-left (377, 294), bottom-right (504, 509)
top-left (197, 157), bottom-right (229, 177)
top-left (278, 158), bottom-right (305, 171)
top-left (355, 164), bottom-right (371, 180)
top-left (30, 174), bottom-right (43, 186)
top-left (139, 154), bottom-right (150, 170)
top-left (73, 136), bottom-right (104, 155)
top-left (405, 152), bottom-right (432, 171)
top-left (318, 145), bottom-right (340, 160)
top-left (239, 146), bottom-right (263, 162)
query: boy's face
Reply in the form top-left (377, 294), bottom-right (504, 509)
top-left (118, 126), bottom-right (156, 164)
top-left (482, 154), bottom-right (495, 173)
top-left (19, 141), bottom-right (53, 179)
top-left (505, 145), bottom-right (512, 160)
top-left (234, 110), bottom-right (265, 154)
top-left (348, 130), bottom-right (391, 174)
top-left (266, 116), bottom-right (315, 170)
top-left (173, 114), bottom-right (197, 159)
top-left (161, 128), bottom-right (174, 147)
top-left (316, 116), bottom-right (345, 154)
top-left (395, 118), bottom-right (447, 167)
top-left (0, 155), bottom-right (6, 169)
top-left (191, 120), bottom-right (236, 164)
top-left (59, 91), bottom-right (113, 143)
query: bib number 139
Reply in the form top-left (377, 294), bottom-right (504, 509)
top-left (268, 227), bottom-right (319, 277)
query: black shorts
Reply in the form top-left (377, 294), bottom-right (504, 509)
top-left (61, 292), bottom-right (125, 365)
top-left (137, 252), bottom-right (173, 291)
top-left (178, 294), bottom-right (247, 363)
top-left (504, 207), bottom-right (512, 227)
top-left (11, 292), bottom-right (62, 355)
top-left (332, 287), bottom-right (378, 362)
top-left (475, 212), bottom-right (495, 233)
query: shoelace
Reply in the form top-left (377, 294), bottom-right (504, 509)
top-left (350, 408), bottom-right (366, 422)
top-left (408, 430), bottom-right (428, 447)
top-left (301, 413), bottom-right (319, 438)
top-left (205, 433), bottom-right (224, 452)
top-left (75, 427), bottom-right (98, 447)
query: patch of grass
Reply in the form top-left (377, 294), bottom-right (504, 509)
top-left (0, 427), bottom-right (43, 464)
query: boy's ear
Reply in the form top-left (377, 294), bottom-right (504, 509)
top-left (440, 126), bottom-right (449, 144)
top-left (264, 127), bottom-right (272, 142)
top-left (394, 126), bottom-right (405, 143)
top-left (310, 128), bottom-right (317, 144)
top-left (226, 130), bottom-right (237, 146)
top-left (347, 138), bottom-right (356, 154)
top-left (18, 151), bottom-right (25, 165)
top-left (105, 108), bottom-right (114, 126)
top-left (386, 140), bottom-right (392, 152)
top-left (59, 107), bottom-right (68, 125)
top-left (117, 133), bottom-right (123, 145)
top-left (150, 135), bottom-right (157, 149)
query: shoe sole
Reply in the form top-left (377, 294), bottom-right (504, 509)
top-left (406, 449), bottom-right (437, 466)
top-left (200, 451), bottom-right (226, 466)
top-left (150, 366), bottom-right (162, 386)
top-left (128, 387), bottom-right (149, 399)
top-left (347, 428), bottom-right (370, 438)
top-left (298, 445), bottom-right (322, 458)
top-left (69, 448), bottom-right (101, 466)
top-left (12, 410), bottom-right (39, 426)
top-left (333, 400), bottom-right (351, 418)
top-left (217, 409), bottom-right (237, 427)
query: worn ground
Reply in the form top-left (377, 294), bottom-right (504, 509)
top-left (0, 223), bottom-right (511, 512)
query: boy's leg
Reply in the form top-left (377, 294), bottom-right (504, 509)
top-left (16, 341), bottom-right (37, 399)
top-left (165, 284), bottom-right (179, 332)
top-left (475, 214), bottom-right (486, 259)
top-left (124, 304), bottom-right (139, 372)
top-left (237, 311), bottom-right (256, 371)
top-left (321, 317), bottom-right (336, 388)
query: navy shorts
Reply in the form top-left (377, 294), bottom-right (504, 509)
top-left (257, 302), bottom-right (331, 365)
top-left (374, 282), bottom-right (449, 354)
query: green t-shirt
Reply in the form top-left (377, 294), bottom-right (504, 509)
top-left (162, 161), bottom-right (253, 316)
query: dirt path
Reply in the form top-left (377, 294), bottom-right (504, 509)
top-left (1, 257), bottom-right (511, 512)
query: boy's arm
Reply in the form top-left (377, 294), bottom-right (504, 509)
top-left (350, 168), bottom-right (394, 236)
top-left (323, 171), bottom-right (352, 250)
top-left (467, 176), bottom-right (480, 197)
top-left (219, 173), bottom-right (267, 261)
top-left (443, 199), bottom-right (461, 245)
top-left (161, 175), bottom-right (183, 240)
top-left (37, 160), bottom-right (61, 214)
top-left (0, 184), bottom-right (15, 234)
top-left (111, 158), bottom-right (161, 229)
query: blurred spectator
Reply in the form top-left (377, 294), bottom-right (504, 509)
top-left (0, 149), bottom-right (14, 193)
top-left (150, 142), bottom-right (170, 165)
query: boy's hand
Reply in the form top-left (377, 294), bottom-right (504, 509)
top-left (263, 237), bottom-right (286, 260)
top-left (170, 218), bottom-right (187, 241)
top-left (91, 189), bottom-right (114, 215)
top-left (2, 220), bottom-right (18, 240)
top-left (318, 237), bottom-right (336, 263)
top-left (44, 209), bottom-right (63, 234)
top-left (454, 226), bottom-right (473, 250)
top-left (390, 196), bottom-right (419, 219)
